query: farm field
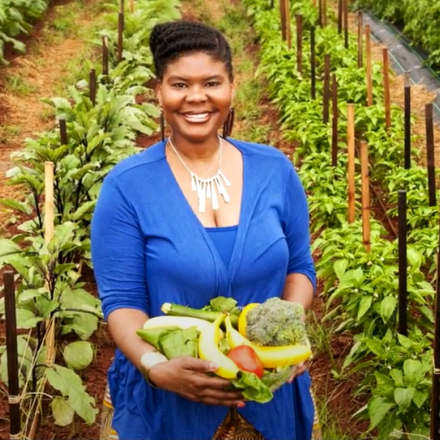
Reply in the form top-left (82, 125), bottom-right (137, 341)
top-left (0, 0), bottom-right (439, 439)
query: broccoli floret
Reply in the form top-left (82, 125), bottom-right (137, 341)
top-left (245, 297), bottom-right (308, 346)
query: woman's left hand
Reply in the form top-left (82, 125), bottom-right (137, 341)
top-left (287, 362), bottom-right (307, 383)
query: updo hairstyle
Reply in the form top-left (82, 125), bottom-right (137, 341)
top-left (149, 21), bottom-right (234, 82)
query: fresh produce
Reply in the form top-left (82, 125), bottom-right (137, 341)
top-left (143, 315), bottom-right (223, 333)
top-left (225, 314), bottom-right (312, 369)
top-left (162, 297), bottom-right (241, 328)
top-left (198, 313), bottom-right (239, 380)
top-left (227, 345), bottom-right (264, 378)
top-left (241, 297), bottom-right (308, 347)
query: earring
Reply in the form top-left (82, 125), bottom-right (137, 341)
top-left (160, 111), bottom-right (165, 142)
top-left (222, 108), bottom-right (235, 138)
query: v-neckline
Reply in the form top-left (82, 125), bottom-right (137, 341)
top-left (162, 138), bottom-right (248, 278)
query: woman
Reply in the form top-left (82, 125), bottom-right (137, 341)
top-left (91, 20), bottom-right (320, 440)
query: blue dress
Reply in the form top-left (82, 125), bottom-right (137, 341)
top-left (91, 139), bottom-right (316, 440)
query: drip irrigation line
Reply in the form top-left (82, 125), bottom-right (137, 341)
top-left (363, 10), bottom-right (440, 121)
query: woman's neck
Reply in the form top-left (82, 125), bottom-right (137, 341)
top-left (168, 134), bottom-right (221, 164)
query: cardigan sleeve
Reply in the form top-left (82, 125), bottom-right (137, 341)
top-left (91, 175), bottom-right (149, 320)
top-left (283, 165), bottom-right (317, 290)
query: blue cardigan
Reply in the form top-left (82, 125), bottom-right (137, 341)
top-left (91, 139), bottom-right (316, 440)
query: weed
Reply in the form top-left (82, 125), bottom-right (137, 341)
top-left (4, 74), bottom-right (35, 96)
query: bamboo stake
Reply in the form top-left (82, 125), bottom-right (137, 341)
top-left (365, 24), bottom-right (373, 106)
top-left (284, 0), bottom-right (291, 49)
top-left (383, 49), bottom-right (391, 130)
top-left (426, 103), bottom-right (436, 207)
top-left (296, 14), bottom-right (303, 74)
top-left (279, 0), bottom-right (287, 42)
top-left (398, 190), bottom-right (408, 336)
top-left (331, 74), bottom-right (338, 166)
top-left (323, 54), bottom-right (331, 124)
top-left (360, 141), bottom-right (371, 252)
top-left (347, 103), bottom-right (355, 223)
top-left (357, 11), bottom-right (363, 68)
top-left (129, 0), bottom-right (135, 13)
top-left (4, 270), bottom-right (21, 438)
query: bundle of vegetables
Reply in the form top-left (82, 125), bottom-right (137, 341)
top-left (136, 297), bottom-right (312, 403)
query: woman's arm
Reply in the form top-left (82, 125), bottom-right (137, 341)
top-left (282, 273), bottom-right (314, 312)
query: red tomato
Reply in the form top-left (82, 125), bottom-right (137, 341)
top-left (227, 345), bottom-right (264, 378)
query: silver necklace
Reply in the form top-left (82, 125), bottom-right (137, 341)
top-left (168, 136), bottom-right (231, 213)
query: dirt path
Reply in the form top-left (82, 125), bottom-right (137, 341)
top-left (0, 0), bottom-right (107, 230)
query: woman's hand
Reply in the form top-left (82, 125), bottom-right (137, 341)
top-left (148, 356), bottom-right (245, 407)
top-left (287, 362), bottom-right (307, 383)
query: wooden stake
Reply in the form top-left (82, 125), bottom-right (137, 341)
top-left (311, 26), bottom-right (316, 100)
top-left (284, 0), bottom-right (291, 49)
top-left (279, 0), bottom-right (287, 42)
top-left (102, 36), bottom-right (109, 76)
top-left (322, 0), bottom-right (327, 26)
top-left (120, 0), bottom-right (125, 12)
top-left (431, 235), bottom-right (440, 440)
top-left (296, 14), bottom-right (303, 73)
top-left (383, 49), bottom-right (391, 130)
top-left (343, 0), bottom-right (349, 49)
top-left (4, 270), bottom-right (21, 438)
top-left (129, 0), bottom-right (135, 13)
top-left (426, 103), bottom-right (436, 207)
top-left (347, 103), bottom-right (356, 223)
top-left (89, 68), bottom-right (96, 106)
top-left (404, 79), bottom-right (411, 169)
top-left (398, 190), bottom-right (408, 336)
top-left (331, 74), bottom-right (338, 166)
top-left (59, 119), bottom-right (68, 146)
top-left (318, 0), bottom-right (322, 27)
top-left (357, 11), bottom-right (363, 68)
top-left (365, 24), bottom-right (373, 106)
top-left (117, 12), bottom-right (124, 63)
top-left (337, 0), bottom-right (342, 33)
top-left (323, 54), bottom-right (331, 124)
top-left (360, 141), bottom-right (371, 252)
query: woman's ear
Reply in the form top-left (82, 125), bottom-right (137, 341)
top-left (156, 83), bottom-right (163, 108)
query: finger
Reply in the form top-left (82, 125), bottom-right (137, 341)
top-left (179, 356), bottom-right (219, 373)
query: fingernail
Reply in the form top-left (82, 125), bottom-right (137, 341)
top-left (209, 362), bottom-right (218, 371)
top-left (237, 402), bottom-right (245, 408)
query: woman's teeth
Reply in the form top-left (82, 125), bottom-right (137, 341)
top-left (183, 113), bottom-right (210, 122)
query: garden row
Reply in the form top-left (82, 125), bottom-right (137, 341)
top-left (0, 0), bottom-right (179, 435)
top-left (355, 0), bottom-right (440, 67)
top-left (0, 0), bottom-right (51, 65)
top-left (244, 0), bottom-right (438, 438)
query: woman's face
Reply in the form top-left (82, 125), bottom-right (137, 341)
top-left (157, 52), bottom-right (234, 144)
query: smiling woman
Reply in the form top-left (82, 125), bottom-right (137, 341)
top-left (91, 20), bottom-right (320, 440)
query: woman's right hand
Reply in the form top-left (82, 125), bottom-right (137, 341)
top-left (148, 356), bottom-right (245, 407)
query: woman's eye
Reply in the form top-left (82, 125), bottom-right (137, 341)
top-left (173, 83), bottom-right (187, 88)
top-left (206, 81), bottom-right (220, 87)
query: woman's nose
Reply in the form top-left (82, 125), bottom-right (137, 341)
top-left (185, 85), bottom-right (207, 102)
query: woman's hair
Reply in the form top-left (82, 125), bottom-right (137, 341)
top-left (149, 21), bottom-right (234, 81)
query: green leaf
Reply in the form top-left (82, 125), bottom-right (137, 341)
top-left (379, 296), bottom-right (397, 323)
top-left (46, 365), bottom-right (98, 424)
top-left (368, 396), bottom-right (395, 430)
top-left (333, 259), bottom-right (349, 280)
top-left (394, 387), bottom-right (415, 411)
top-left (63, 341), bottom-right (94, 370)
top-left (374, 372), bottom-right (395, 397)
top-left (51, 397), bottom-right (74, 426)
top-left (0, 198), bottom-right (32, 214)
top-left (403, 359), bottom-right (423, 386)
top-left (390, 369), bottom-right (404, 387)
top-left (407, 247), bottom-right (422, 269)
top-left (16, 309), bottom-right (43, 329)
top-left (413, 389), bottom-right (429, 409)
top-left (357, 296), bottom-right (372, 320)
